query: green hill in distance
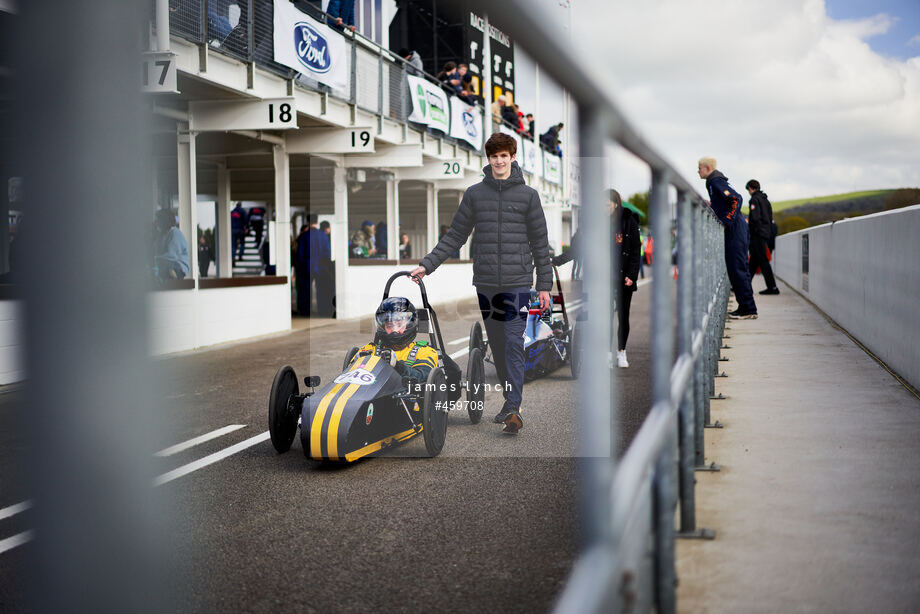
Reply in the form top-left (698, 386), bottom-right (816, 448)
top-left (757, 188), bottom-right (920, 234)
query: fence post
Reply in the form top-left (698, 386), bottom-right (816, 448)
top-left (676, 191), bottom-right (695, 532)
top-left (350, 35), bottom-right (357, 105)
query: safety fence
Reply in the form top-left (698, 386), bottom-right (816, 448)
top-left (460, 3), bottom-right (731, 613)
top-left (158, 0), bottom-right (483, 153)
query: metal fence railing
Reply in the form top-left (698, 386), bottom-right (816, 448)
top-left (460, 3), bottom-right (731, 613)
top-left (155, 0), bottom-right (486, 155)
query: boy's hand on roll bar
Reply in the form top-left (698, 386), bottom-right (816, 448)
top-left (409, 266), bottom-right (426, 283)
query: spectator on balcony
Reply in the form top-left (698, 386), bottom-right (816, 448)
top-left (438, 62), bottom-right (463, 96)
top-left (398, 48), bottom-right (423, 74)
top-left (326, 0), bottom-right (356, 32)
top-left (525, 113), bottom-right (535, 139)
top-left (153, 209), bottom-right (190, 281)
top-left (457, 64), bottom-right (477, 104)
top-left (398, 233), bottom-right (412, 260)
top-left (350, 220), bottom-right (377, 258)
top-left (501, 100), bottom-right (519, 131)
top-left (541, 123), bottom-right (564, 157)
top-left (491, 94), bottom-right (507, 125)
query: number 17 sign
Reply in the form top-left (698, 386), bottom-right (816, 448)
top-left (142, 51), bottom-right (178, 94)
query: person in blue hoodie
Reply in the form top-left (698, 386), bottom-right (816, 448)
top-left (698, 157), bottom-right (757, 319)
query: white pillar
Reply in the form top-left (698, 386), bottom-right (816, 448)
top-left (176, 124), bottom-right (199, 279)
top-left (426, 183), bottom-right (438, 254)
top-left (386, 179), bottom-right (399, 260)
top-left (333, 161), bottom-right (349, 314)
top-left (273, 144), bottom-right (291, 279)
top-left (216, 162), bottom-right (232, 277)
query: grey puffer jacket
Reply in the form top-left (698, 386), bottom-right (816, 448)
top-left (419, 162), bottom-right (552, 291)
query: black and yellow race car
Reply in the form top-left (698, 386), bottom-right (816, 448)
top-left (268, 272), bottom-right (485, 462)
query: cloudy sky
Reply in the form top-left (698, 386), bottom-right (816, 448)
top-left (516, 0), bottom-right (920, 202)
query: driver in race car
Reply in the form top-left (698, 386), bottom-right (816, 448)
top-left (350, 297), bottom-right (438, 382)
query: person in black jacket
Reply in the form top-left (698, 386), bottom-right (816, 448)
top-left (698, 157), bottom-right (757, 318)
top-left (410, 133), bottom-right (552, 434)
top-left (745, 179), bottom-right (779, 295)
top-left (552, 189), bottom-right (641, 367)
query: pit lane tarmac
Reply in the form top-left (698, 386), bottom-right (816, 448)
top-left (0, 279), bottom-right (656, 613)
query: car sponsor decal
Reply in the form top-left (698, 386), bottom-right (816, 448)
top-left (366, 404), bottom-right (374, 426)
top-left (327, 356), bottom-right (381, 460)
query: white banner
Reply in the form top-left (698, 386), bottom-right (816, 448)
top-left (543, 150), bottom-right (562, 184)
top-left (407, 75), bottom-right (450, 133)
top-left (449, 98), bottom-right (483, 151)
top-left (522, 138), bottom-right (540, 177)
top-left (273, 2), bottom-right (348, 90)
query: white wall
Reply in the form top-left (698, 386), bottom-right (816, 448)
top-left (0, 300), bottom-right (24, 384)
top-left (148, 283), bottom-right (292, 355)
top-left (774, 205), bottom-right (920, 391)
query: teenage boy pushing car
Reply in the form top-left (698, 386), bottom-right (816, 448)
top-left (410, 133), bottom-right (552, 434)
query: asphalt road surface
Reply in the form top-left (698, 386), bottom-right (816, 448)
top-left (0, 278), bottom-right (656, 613)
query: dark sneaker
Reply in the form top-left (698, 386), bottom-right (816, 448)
top-left (728, 308), bottom-right (743, 317)
top-left (502, 411), bottom-right (524, 434)
top-left (759, 288), bottom-right (780, 295)
top-left (493, 409), bottom-right (513, 424)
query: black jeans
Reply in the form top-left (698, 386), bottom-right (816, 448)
top-left (476, 286), bottom-right (529, 410)
top-left (616, 286), bottom-right (634, 351)
top-left (749, 232), bottom-right (776, 290)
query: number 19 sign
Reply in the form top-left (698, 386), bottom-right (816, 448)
top-left (189, 97), bottom-right (299, 132)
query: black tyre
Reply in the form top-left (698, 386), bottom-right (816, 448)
top-left (343, 346), bottom-right (360, 371)
top-left (466, 348), bottom-right (485, 424)
top-left (469, 321), bottom-right (483, 356)
top-left (570, 322), bottom-right (583, 380)
top-left (269, 365), bottom-right (300, 453)
top-left (422, 367), bottom-right (448, 457)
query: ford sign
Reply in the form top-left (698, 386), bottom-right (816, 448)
top-left (294, 22), bottom-right (332, 74)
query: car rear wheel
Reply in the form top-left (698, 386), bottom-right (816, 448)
top-left (570, 322), bottom-right (583, 380)
top-left (422, 367), bottom-right (448, 457)
top-left (466, 348), bottom-right (485, 424)
top-left (269, 365), bottom-right (300, 453)
top-left (469, 321), bottom-right (483, 357)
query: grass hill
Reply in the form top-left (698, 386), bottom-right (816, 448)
top-left (763, 188), bottom-right (920, 234)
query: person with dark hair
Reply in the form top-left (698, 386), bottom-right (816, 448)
top-left (312, 220), bottom-right (334, 317)
top-left (410, 132), bottom-right (552, 434)
top-left (375, 220), bottom-right (387, 257)
top-left (525, 113), bottom-right (535, 138)
top-left (230, 202), bottom-right (248, 263)
top-left (540, 123), bottom-right (564, 156)
top-left (398, 232), bottom-right (412, 259)
top-left (501, 100), bottom-right (519, 130)
top-left (438, 61), bottom-right (463, 97)
top-left (153, 209), bottom-right (190, 281)
top-left (248, 204), bottom-right (267, 248)
top-left (295, 218), bottom-right (314, 315)
top-left (198, 234), bottom-right (212, 278)
top-left (398, 48), bottom-right (423, 74)
top-left (745, 179), bottom-right (779, 295)
top-left (552, 189), bottom-right (641, 367)
top-left (698, 157), bottom-right (757, 318)
top-left (456, 64), bottom-right (475, 103)
top-left (350, 220), bottom-right (376, 257)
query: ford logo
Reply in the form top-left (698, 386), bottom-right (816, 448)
top-left (462, 110), bottom-right (477, 137)
top-left (294, 22), bottom-right (332, 73)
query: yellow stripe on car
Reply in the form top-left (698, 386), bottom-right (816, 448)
top-left (327, 355), bottom-right (381, 460)
top-left (344, 426), bottom-right (420, 462)
top-left (310, 354), bottom-right (369, 459)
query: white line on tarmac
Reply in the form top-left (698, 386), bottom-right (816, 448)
top-left (0, 500), bottom-right (31, 521)
top-left (449, 347), bottom-right (470, 360)
top-left (447, 337), bottom-right (467, 346)
top-left (154, 431), bottom-right (271, 487)
top-left (154, 424), bottom-right (247, 457)
top-left (0, 531), bottom-right (33, 555)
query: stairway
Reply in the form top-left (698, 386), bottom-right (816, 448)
top-left (232, 232), bottom-right (265, 276)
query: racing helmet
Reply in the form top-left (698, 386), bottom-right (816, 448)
top-left (375, 297), bottom-right (418, 349)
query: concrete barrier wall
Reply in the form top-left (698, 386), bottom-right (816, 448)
top-left (774, 205), bottom-right (920, 390)
top-left (148, 283), bottom-right (292, 355)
